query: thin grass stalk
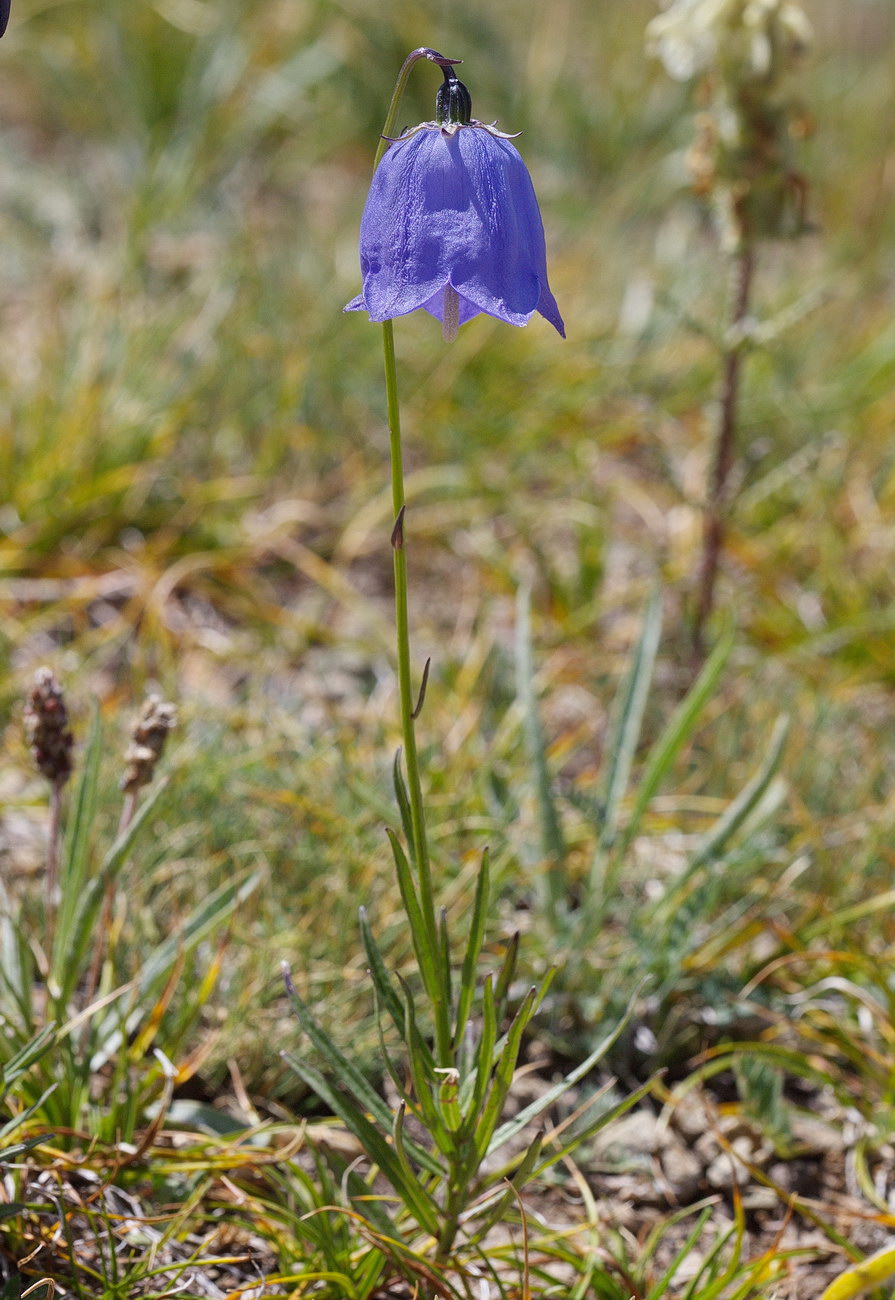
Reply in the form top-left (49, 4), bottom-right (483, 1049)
top-left (694, 243), bottom-right (755, 658)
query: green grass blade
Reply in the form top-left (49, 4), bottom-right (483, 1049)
top-left (493, 929), bottom-right (519, 1014)
top-left (516, 582), bottom-right (566, 914)
top-left (453, 848), bottom-right (490, 1051)
top-left (392, 750), bottom-right (415, 859)
top-left (397, 976), bottom-right (452, 1159)
top-left (283, 966), bottom-right (398, 1135)
top-left (0, 1023), bottom-right (56, 1090)
top-left (281, 1051), bottom-right (406, 1215)
top-left (617, 617), bottom-right (733, 857)
top-left (56, 704), bottom-right (102, 943)
top-left (658, 714), bottom-right (790, 912)
top-left (487, 988), bottom-right (641, 1155)
top-left (385, 828), bottom-right (439, 1005)
top-left (462, 973), bottom-right (497, 1124)
top-left (473, 985), bottom-right (537, 1160)
top-left (52, 778), bottom-right (169, 1002)
top-left (359, 906), bottom-right (418, 1048)
top-left (644, 1207), bottom-right (714, 1300)
top-left (138, 869), bottom-right (260, 996)
top-left (467, 1129), bottom-right (544, 1243)
top-left (589, 589), bottom-right (662, 892)
top-left (391, 1103), bottom-right (442, 1237)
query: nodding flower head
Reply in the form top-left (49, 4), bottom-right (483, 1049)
top-left (345, 66), bottom-right (565, 341)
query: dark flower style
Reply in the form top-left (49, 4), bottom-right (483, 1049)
top-left (345, 75), bottom-right (564, 339)
top-left (0, 0), bottom-right (10, 38)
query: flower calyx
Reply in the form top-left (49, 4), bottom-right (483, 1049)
top-left (435, 65), bottom-right (472, 126)
top-left (379, 60), bottom-right (520, 143)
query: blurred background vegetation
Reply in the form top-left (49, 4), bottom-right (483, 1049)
top-left (1, 0), bottom-right (895, 1100)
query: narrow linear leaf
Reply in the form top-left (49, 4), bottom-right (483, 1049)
top-left (618, 618), bottom-right (733, 856)
top-left (645, 1207), bottom-right (714, 1300)
top-left (516, 583), bottom-right (566, 912)
top-left (281, 1051), bottom-right (409, 1205)
top-left (462, 973), bottom-right (497, 1123)
top-left (391, 1104), bottom-right (442, 1237)
top-left (138, 869), bottom-right (260, 994)
top-left (397, 977), bottom-right (452, 1159)
top-left (474, 986), bottom-right (538, 1160)
top-left (56, 704), bottom-right (102, 942)
top-left (385, 829), bottom-right (439, 1004)
top-left (467, 1130), bottom-right (544, 1243)
top-left (493, 929), bottom-right (519, 1012)
top-left (359, 907), bottom-right (429, 1066)
top-left (453, 849), bottom-right (490, 1051)
top-left (591, 588), bottom-right (662, 877)
top-left (659, 714), bottom-right (790, 911)
top-left (488, 986), bottom-right (642, 1155)
top-left (284, 971), bottom-right (400, 1139)
top-left (54, 778), bottom-right (170, 1001)
top-left (392, 751), bottom-right (416, 860)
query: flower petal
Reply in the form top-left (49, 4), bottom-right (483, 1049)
top-left (348, 124), bottom-right (564, 335)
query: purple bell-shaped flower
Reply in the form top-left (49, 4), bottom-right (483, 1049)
top-left (345, 67), bottom-right (564, 339)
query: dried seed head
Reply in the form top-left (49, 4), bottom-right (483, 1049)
top-left (24, 667), bottom-right (74, 787)
top-left (120, 695), bottom-right (177, 794)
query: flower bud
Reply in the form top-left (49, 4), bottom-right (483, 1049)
top-left (24, 668), bottom-right (74, 788)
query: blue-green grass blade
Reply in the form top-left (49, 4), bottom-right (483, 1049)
top-left (281, 1051), bottom-right (404, 1218)
top-left (453, 848), bottom-right (490, 1051)
top-left (473, 985), bottom-right (537, 1160)
top-left (462, 972), bottom-right (497, 1123)
top-left (590, 588), bottom-right (662, 893)
top-left (644, 1207), bottom-right (714, 1300)
top-left (283, 968), bottom-right (401, 1139)
top-left (617, 618), bottom-right (734, 858)
top-left (487, 988), bottom-right (640, 1156)
top-left (658, 714), bottom-right (790, 913)
top-left (385, 828), bottom-right (439, 1004)
top-left (516, 583), bottom-right (566, 915)
top-left (359, 906), bottom-right (419, 1049)
top-left (137, 870), bottom-right (260, 997)
top-left (493, 928), bottom-right (519, 1013)
top-left (0, 1023), bottom-right (56, 1089)
top-left (391, 1103), bottom-right (442, 1237)
top-left (52, 778), bottom-right (170, 1003)
top-left (56, 704), bottom-right (102, 943)
top-left (392, 750), bottom-right (416, 861)
top-left (397, 977), bottom-right (452, 1159)
top-left (466, 1130), bottom-right (545, 1243)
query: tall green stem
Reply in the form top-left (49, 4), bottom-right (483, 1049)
top-left (382, 321), bottom-right (451, 1065)
top-left (372, 48), bottom-right (460, 1068)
